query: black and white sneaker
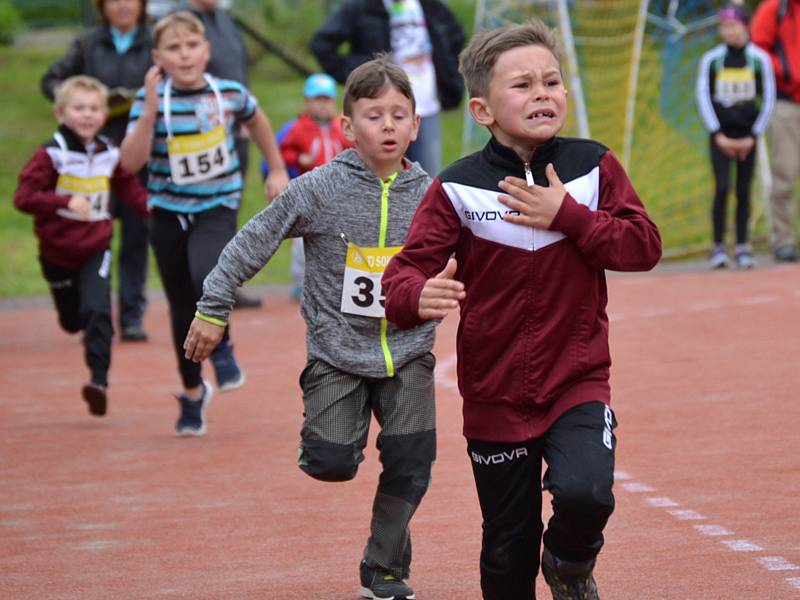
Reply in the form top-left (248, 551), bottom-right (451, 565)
top-left (175, 380), bottom-right (213, 437)
top-left (359, 561), bottom-right (415, 600)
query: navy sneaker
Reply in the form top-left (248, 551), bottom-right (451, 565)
top-left (210, 340), bottom-right (245, 392)
top-left (359, 561), bottom-right (415, 600)
top-left (81, 383), bottom-right (107, 417)
top-left (175, 380), bottom-right (213, 437)
top-left (541, 546), bottom-right (600, 600)
top-left (121, 324), bottom-right (148, 342)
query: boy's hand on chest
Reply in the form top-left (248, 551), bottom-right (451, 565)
top-left (496, 162), bottom-right (566, 229)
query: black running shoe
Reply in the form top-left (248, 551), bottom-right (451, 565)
top-left (81, 383), bottom-right (107, 417)
top-left (541, 546), bottom-right (600, 600)
top-left (359, 561), bottom-right (415, 600)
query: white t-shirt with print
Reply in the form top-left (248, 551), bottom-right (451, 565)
top-left (384, 0), bottom-right (440, 117)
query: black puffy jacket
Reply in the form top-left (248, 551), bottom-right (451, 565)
top-left (41, 25), bottom-right (153, 144)
top-left (310, 0), bottom-right (465, 111)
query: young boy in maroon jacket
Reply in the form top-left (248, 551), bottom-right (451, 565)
top-left (14, 75), bottom-right (148, 417)
top-left (383, 20), bottom-right (662, 600)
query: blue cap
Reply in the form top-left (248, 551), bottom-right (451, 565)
top-left (303, 73), bottom-right (337, 98)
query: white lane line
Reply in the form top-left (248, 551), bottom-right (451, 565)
top-left (722, 540), bottom-right (763, 552)
top-left (647, 497), bottom-right (678, 507)
top-left (757, 557), bottom-right (800, 571)
top-left (667, 509), bottom-right (706, 520)
top-left (694, 524), bottom-right (733, 536)
top-left (737, 295), bottom-right (780, 305)
top-left (621, 482), bottom-right (655, 493)
top-left (619, 472), bottom-right (800, 592)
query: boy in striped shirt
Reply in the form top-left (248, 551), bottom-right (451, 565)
top-left (121, 11), bottom-right (288, 436)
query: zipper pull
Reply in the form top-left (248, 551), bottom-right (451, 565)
top-left (524, 162), bottom-right (534, 187)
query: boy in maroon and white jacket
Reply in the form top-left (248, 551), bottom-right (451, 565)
top-left (383, 21), bottom-right (661, 600)
top-left (14, 75), bottom-right (147, 417)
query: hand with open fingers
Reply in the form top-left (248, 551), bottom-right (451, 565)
top-left (418, 258), bottom-right (465, 321)
top-left (497, 163), bottom-right (565, 230)
top-left (183, 317), bottom-right (225, 363)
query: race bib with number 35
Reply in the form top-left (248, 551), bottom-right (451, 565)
top-left (167, 125), bottom-right (231, 185)
top-left (340, 244), bottom-right (402, 318)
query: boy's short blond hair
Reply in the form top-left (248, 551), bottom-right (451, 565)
top-left (153, 11), bottom-right (206, 47)
top-left (459, 19), bottom-right (562, 99)
top-left (54, 75), bottom-right (109, 113)
top-left (342, 54), bottom-right (416, 117)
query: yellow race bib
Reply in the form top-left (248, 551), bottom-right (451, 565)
top-left (55, 174), bottom-right (111, 221)
top-left (167, 125), bottom-right (231, 185)
top-left (340, 244), bottom-right (403, 318)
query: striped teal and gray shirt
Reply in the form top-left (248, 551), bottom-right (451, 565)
top-left (127, 75), bottom-right (257, 213)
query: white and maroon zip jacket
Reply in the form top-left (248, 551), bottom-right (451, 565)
top-left (383, 136), bottom-right (662, 443)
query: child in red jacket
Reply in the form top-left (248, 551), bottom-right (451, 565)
top-left (14, 75), bottom-right (148, 417)
top-left (279, 72), bottom-right (353, 300)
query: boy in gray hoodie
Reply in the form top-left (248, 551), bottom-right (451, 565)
top-left (183, 56), bottom-right (435, 600)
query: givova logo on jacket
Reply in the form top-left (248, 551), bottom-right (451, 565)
top-left (444, 166), bottom-right (599, 252)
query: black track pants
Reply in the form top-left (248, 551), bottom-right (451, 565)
top-left (468, 401), bottom-right (617, 600)
top-left (149, 206), bottom-right (236, 389)
top-left (40, 250), bottom-right (113, 387)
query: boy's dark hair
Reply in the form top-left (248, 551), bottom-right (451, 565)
top-left (459, 19), bottom-right (562, 99)
top-left (342, 54), bottom-right (415, 116)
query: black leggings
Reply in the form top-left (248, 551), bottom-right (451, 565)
top-left (468, 402), bottom-right (617, 600)
top-left (149, 207), bottom-right (236, 389)
top-left (709, 136), bottom-right (757, 245)
top-left (40, 250), bottom-right (113, 386)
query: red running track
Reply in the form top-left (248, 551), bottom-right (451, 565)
top-left (1, 262), bottom-right (798, 599)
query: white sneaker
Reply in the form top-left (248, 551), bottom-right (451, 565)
top-left (710, 250), bottom-right (730, 269)
top-left (735, 251), bottom-right (756, 269)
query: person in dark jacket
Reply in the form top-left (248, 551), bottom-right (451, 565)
top-left (41, 0), bottom-right (153, 341)
top-left (310, 0), bottom-right (465, 177)
top-left (383, 20), bottom-right (662, 600)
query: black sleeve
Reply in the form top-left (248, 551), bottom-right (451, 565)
top-left (434, 0), bottom-right (465, 56)
top-left (41, 34), bottom-right (86, 101)
top-left (426, 0), bottom-right (466, 109)
top-left (310, 2), bottom-right (372, 84)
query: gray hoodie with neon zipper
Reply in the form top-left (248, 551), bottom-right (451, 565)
top-left (197, 149), bottom-right (436, 379)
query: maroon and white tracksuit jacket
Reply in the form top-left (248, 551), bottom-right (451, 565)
top-left (14, 125), bottom-right (148, 270)
top-left (383, 136), bottom-right (662, 442)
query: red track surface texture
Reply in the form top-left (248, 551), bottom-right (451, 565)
top-left (1, 263), bottom-right (799, 599)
